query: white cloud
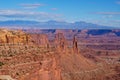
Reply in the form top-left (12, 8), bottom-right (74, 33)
top-left (116, 1), bottom-right (120, 4)
top-left (51, 8), bottom-right (58, 11)
top-left (112, 20), bottom-right (120, 23)
top-left (0, 9), bottom-right (62, 21)
top-left (102, 15), bottom-right (113, 19)
top-left (93, 12), bottom-right (120, 15)
top-left (20, 3), bottom-right (45, 9)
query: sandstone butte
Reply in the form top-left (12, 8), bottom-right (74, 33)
top-left (0, 29), bottom-right (113, 80)
top-left (0, 29), bottom-right (30, 44)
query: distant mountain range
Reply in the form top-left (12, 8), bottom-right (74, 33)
top-left (0, 20), bottom-right (117, 29)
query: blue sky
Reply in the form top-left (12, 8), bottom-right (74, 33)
top-left (0, 0), bottom-right (120, 27)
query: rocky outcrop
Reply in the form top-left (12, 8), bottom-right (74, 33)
top-left (5, 34), bottom-right (28, 44)
top-left (54, 33), bottom-right (68, 53)
top-left (30, 34), bottom-right (49, 48)
top-left (0, 29), bottom-right (51, 47)
top-left (5, 35), bottom-right (9, 43)
top-left (0, 29), bottom-right (30, 44)
top-left (73, 35), bottom-right (78, 54)
top-left (20, 55), bottom-right (62, 80)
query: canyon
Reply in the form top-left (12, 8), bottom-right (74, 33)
top-left (0, 29), bottom-right (120, 80)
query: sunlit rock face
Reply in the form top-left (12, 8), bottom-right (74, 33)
top-left (0, 29), bottom-right (50, 46)
top-left (73, 35), bottom-right (78, 54)
top-left (20, 57), bottom-right (62, 80)
top-left (30, 34), bottom-right (50, 48)
top-left (54, 33), bottom-right (68, 53)
top-left (0, 29), bottom-right (30, 44)
top-left (4, 34), bottom-right (29, 44)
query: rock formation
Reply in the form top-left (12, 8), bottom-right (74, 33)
top-left (20, 56), bottom-right (62, 80)
top-left (54, 33), bottom-right (68, 53)
top-left (39, 34), bottom-right (49, 48)
top-left (73, 35), bottom-right (78, 54)
top-left (30, 34), bottom-right (49, 48)
top-left (5, 35), bottom-right (9, 43)
top-left (0, 29), bottom-right (30, 44)
top-left (25, 34), bottom-right (29, 44)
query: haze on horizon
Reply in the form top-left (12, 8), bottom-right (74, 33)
top-left (0, 0), bottom-right (120, 28)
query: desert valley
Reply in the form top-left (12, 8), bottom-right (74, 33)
top-left (0, 28), bottom-right (120, 80)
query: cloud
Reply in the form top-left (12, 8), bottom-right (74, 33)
top-left (0, 9), bottom-right (62, 21)
top-left (116, 1), bottom-right (120, 4)
top-left (51, 8), bottom-right (58, 11)
top-left (93, 12), bottom-right (120, 15)
top-left (112, 20), bottom-right (120, 23)
top-left (20, 3), bottom-right (45, 9)
top-left (102, 15), bottom-right (113, 19)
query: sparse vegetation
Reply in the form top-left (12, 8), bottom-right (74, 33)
top-left (96, 51), bottom-right (101, 56)
top-left (0, 62), bottom-right (4, 66)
